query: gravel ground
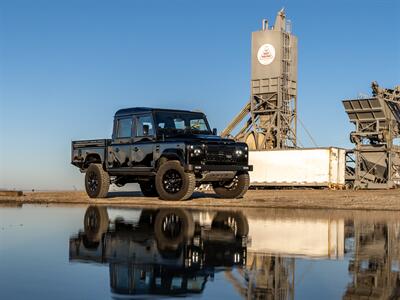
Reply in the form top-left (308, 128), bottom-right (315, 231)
top-left (1, 189), bottom-right (399, 211)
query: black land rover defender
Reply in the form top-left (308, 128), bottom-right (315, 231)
top-left (71, 107), bottom-right (252, 200)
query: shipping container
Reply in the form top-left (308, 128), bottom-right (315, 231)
top-left (249, 148), bottom-right (346, 188)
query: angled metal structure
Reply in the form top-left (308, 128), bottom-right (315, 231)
top-left (344, 221), bottom-right (400, 298)
top-left (343, 82), bottom-right (400, 189)
top-left (221, 9), bottom-right (298, 150)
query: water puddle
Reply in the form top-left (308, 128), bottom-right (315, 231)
top-left (0, 205), bottom-right (399, 299)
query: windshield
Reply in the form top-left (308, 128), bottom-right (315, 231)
top-left (154, 111), bottom-right (211, 136)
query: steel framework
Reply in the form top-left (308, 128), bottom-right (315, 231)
top-left (344, 220), bottom-right (400, 298)
top-left (343, 82), bottom-right (400, 189)
top-left (221, 9), bottom-right (297, 150)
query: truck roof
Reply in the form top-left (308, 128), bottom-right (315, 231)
top-left (114, 107), bottom-right (203, 117)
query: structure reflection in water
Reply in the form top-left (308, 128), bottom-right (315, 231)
top-left (344, 220), bottom-right (400, 299)
top-left (69, 207), bottom-right (400, 299)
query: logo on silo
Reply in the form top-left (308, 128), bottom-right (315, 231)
top-left (257, 44), bottom-right (275, 65)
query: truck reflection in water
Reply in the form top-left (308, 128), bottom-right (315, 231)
top-left (69, 206), bottom-right (248, 297)
top-left (69, 207), bottom-right (400, 299)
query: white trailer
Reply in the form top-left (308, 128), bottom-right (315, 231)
top-left (249, 147), bottom-right (346, 188)
top-left (194, 211), bottom-right (345, 260)
top-left (247, 218), bottom-right (345, 259)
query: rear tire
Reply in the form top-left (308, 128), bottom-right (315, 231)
top-left (85, 164), bottom-right (110, 198)
top-left (155, 160), bottom-right (196, 200)
top-left (83, 206), bottom-right (109, 243)
top-left (139, 180), bottom-right (159, 197)
top-left (212, 172), bottom-right (249, 199)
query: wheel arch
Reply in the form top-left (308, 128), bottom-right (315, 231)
top-left (156, 149), bottom-right (185, 169)
top-left (84, 153), bottom-right (104, 169)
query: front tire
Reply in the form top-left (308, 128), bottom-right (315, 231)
top-left (154, 208), bottom-right (195, 251)
top-left (85, 164), bottom-right (110, 198)
top-left (212, 172), bottom-right (250, 199)
top-left (155, 160), bottom-right (196, 200)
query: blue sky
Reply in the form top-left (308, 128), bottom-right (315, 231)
top-left (0, 0), bottom-right (399, 190)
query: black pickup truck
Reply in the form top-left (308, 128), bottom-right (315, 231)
top-left (71, 107), bottom-right (252, 200)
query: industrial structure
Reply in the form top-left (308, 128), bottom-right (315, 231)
top-left (225, 215), bottom-right (400, 299)
top-left (343, 82), bottom-right (400, 189)
top-left (221, 9), bottom-right (298, 150)
top-left (225, 255), bottom-right (295, 300)
top-left (220, 9), bottom-right (399, 190)
top-left (221, 9), bottom-right (347, 189)
top-left (344, 219), bottom-right (400, 299)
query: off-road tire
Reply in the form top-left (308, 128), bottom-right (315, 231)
top-left (83, 206), bottom-right (109, 243)
top-left (211, 211), bottom-right (249, 237)
top-left (154, 208), bottom-right (195, 251)
top-left (212, 172), bottom-right (250, 199)
top-left (139, 180), bottom-right (159, 197)
top-left (155, 160), bottom-right (196, 200)
top-left (85, 163), bottom-right (110, 198)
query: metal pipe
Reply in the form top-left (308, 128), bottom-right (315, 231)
top-left (262, 19), bottom-right (268, 31)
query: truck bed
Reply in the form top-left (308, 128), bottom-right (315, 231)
top-left (71, 139), bottom-right (110, 170)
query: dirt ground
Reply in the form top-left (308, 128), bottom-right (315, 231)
top-left (1, 189), bottom-right (399, 211)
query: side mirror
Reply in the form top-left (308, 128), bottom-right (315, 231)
top-left (212, 128), bottom-right (217, 135)
top-left (143, 124), bottom-right (149, 136)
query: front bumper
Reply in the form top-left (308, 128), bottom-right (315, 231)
top-left (185, 164), bottom-right (253, 172)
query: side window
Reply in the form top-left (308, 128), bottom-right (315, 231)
top-left (174, 118), bottom-right (185, 129)
top-left (136, 115), bottom-right (154, 137)
top-left (116, 117), bottom-right (133, 138)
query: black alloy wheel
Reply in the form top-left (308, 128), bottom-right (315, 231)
top-left (84, 164), bottom-right (110, 198)
top-left (225, 215), bottom-right (239, 236)
top-left (85, 207), bottom-right (100, 232)
top-left (161, 212), bottom-right (183, 239)
top-left (211, 212), bottom-right (249, 237)
top-left (162, 169), bottom-right (183, 194)
top-left (154, 209), bottom-right (195, 251)
top-left (87, 171), bottom-right (99, 194)
top-left (155, 160), bottom-right (196, 200)
top-left (83, 206), bottom-right (109, 243)
top-left (212, 172), bottom-right (250, 199)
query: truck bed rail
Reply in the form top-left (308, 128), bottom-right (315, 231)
top-left (72, 139), bottom-right (109, 149)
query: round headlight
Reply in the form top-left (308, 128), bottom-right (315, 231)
top-left (235, 149), bottom-right (243, 156)
top-left (194, 148), bottom-right (202, 155)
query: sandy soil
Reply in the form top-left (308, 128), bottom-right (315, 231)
top-left (1, 189), bottom-right (399, 211)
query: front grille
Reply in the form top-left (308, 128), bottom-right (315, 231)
top-left (205, 144), bottom-right (236, 164)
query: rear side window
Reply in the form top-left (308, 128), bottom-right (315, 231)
top-left (116, 118), bottom-right (133, 138)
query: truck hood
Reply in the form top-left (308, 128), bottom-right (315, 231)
top-left (166, 134), bottom-right (237, 144)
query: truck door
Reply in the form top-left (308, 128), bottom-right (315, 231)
top-left (131, 114), bottom-right (155, 168)
top-left (107, 116), bottom-right (134, 169)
